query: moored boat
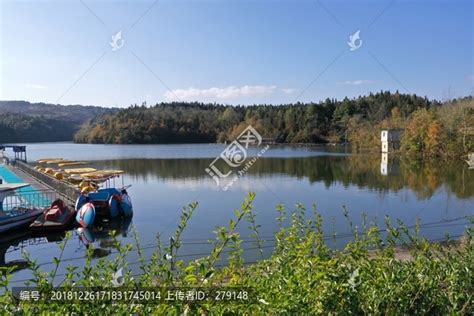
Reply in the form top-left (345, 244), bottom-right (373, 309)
top-left (30, 199), bottom-right (76, 232)
top-left (76, 199), bottom-right (96, 228)
top-left (36, 158), bottom-right (63, 163)
top-left (0, 207), bottom-right (44, 233)
top-left (75, 186), bottom-right (133, 219)
top-left (64, 168), bottom-right (97, 175)
top-left (0, 183), bottom-right (44, 233)
top-left (0, 183), bottom-right (29, 209)
top-left (120, 189), bottom-right (133, 217)
top-left (58, 161), bottom-right (88, 167)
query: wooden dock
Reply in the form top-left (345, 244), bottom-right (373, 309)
top-left (11, 161), bottom-right (78, 203)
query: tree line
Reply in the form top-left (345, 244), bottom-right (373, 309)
top-left (1, 93), bottom-right (471, 159)
top-left (74, 91), bottom-right (437, 144)
top-left (347, 96), bottom-right (473, 158)
top-left (0, 101), bottom-right (117, 142)
top-left (73, 91), bottom-right (473, 158)
top-left (0, 113), bottom-right (76, 142)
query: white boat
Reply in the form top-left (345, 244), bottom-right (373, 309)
top-left (0, 183), bottom-right (44, 233)
top-left (0, 183), bottom-right (29, 208)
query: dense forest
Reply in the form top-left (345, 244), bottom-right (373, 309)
top-left (75, 91), bottom-right (436, 144)
top-left (348, 96), bottom-right (473, 158)
top-left (0, 101), bottom-right (117, 142)
top-left (2, 94), bottom-right (472, 158)
top-left (74, 91), bottom-right (473, 158)
top-left (0, 113), bottom-right (76, 142)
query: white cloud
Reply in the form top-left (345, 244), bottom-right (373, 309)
top-left (337, 80), bottom-right (373, 85)
top-left (164, 85), bottom-right (277, 101)
top-left (27, 83), bottom-right (47, 89)
top-left (282, 88), bottom-right (298, 94)
top-left (466, 75), bottom-right (474, 81)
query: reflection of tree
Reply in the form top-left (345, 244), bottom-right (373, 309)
top-left (93, 155), bottom-right (473, 199)
top-left (401, 158), bottom-right (474, 199)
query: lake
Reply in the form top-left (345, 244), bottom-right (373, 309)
top-left (2, 142), bottom-right (473, 286)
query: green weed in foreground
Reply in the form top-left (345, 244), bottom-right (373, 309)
top-left (0, 193), bottom-right (472, 315)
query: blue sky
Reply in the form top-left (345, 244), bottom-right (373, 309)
top-left (0, 0), bottom-right (472, 107)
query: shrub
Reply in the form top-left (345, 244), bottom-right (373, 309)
top-left (0, 193), bottom-right (472, 314)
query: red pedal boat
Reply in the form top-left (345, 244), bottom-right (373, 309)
top-left (30, 199), bottom-right (76, 232)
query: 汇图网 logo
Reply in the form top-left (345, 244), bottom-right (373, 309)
top-left (205, 125), bottom-right (269, 190)
top-left (347, 30), bottom-right (362, 51)
top-left (110, 31), bottom-right (125, 51)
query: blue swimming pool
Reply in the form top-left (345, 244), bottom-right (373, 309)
top-left (0, 164), bottom-right (52, 210)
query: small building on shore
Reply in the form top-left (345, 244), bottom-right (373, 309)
top-left (467, 153), bottom-right (474, 169)
top-left (381, 129), bottom-right (403, 153)
top-left (0, 145), bottom-right (27, 162)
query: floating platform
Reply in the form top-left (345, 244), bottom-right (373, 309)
top-left (13, 161), bottom-right (78, 203)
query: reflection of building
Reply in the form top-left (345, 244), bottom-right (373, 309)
top-left (380, 153), bottom-right (388, 176)
top-left (381, 129), bottom-right (403, 153)
top-left (380, 153), bottom-right (401, 176)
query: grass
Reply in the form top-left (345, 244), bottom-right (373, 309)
top-left (0, 193), bottom-right (472, 315)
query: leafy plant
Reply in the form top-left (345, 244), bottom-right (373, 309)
top-left (1, 193), bottom-right (472, 315)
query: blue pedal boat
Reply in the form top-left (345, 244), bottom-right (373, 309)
top-left (75, 186), bottom-right (133, 220)
top-left (76, 201), bottom-right (95, 228)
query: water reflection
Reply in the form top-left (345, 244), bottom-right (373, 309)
top-left (0, 230), bottom-right (68, 272)
top-left (2, 153), bottom-right (472, 284)
top-left (0, 230), bottom-right (32, 272)
top-left (78, 217), bottom-right (132, 258)
top-left (0, 218), bottom-right (133, 271)
top-left (93, 155), bottom-right (474, 200)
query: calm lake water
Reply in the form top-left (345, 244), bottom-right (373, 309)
top-left (2, 142), bottom-right (473, 286)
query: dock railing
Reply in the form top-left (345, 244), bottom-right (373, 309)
top-left (14, 161), bottom-right (79, 204)
top-left (1, 189), bottom-right (61, 211)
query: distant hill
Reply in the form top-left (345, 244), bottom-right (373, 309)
top-left (0, 101), bottom-right (117, 142)
top-left (74, 91), bottom-right (437, 144)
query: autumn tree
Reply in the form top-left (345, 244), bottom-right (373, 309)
top-left (401, 108), bottom-right (434, 158)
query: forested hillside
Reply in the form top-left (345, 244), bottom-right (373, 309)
top-left (0, 101), bottom-right (117, 142)
top-left (0, 113), bottom-right (75, 142)
top-left (348, 96), bottom-right (473, 158)
top-left (74, 91), bottom-right (435, 144)
top-left (3, 94), bottom-right (471, 158)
